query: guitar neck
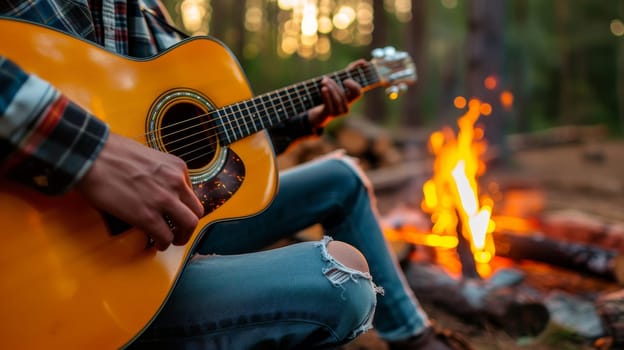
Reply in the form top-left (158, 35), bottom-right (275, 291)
top-left (215, 61), bottom-right (380, 145)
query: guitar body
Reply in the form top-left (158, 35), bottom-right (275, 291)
top-left (0, 19), bottom-right (278, 349)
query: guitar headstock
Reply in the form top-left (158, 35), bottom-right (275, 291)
top-left (370, 46), bottom-right (417, 99)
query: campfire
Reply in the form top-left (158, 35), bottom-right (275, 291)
top-left (382, 93), bottom-right (623, 282)
top-left (420, 97), bottom-right (496, 277)
top-left (378, 94), bottom-right (624, 346)
top-left (278, 80), bottom-right (624, 348)
top-left (383, 97), bottom-right (499, 278)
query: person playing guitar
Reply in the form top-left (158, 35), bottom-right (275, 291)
top-left (0, 1), bottom-right (472, 349)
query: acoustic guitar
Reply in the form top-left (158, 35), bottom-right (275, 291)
top-left (0, 17), bottom-right (416, 349)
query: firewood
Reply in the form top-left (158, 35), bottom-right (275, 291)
top-left (335, 125), bottom-right (370, 157)
top-left (493, 230), bottom-right (624, 283)
top-left (371, 133), bottom-right (393, 156)
top-left (595, 289), bottom-right (624, 346)
top-left (366, 159), bottom-right (431, 191)
top-left (333, 118), bottom-right (385, 157)
top-left (372, 134), bottom-right (404, 167)
top-left (544, 290), bottom-right (606, 339)
top-left (404, 262), bottom-right (549, 337)
top-left (538, 209), bottom-right (624, 253)
top-left (332, 118), bottom-right (416, 169)
top-left (277, 137), bottom-right (338, 170)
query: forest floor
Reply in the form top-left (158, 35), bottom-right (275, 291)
top-left (340, 137), bottom-right (624, 350)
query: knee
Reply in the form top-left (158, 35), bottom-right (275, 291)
top-left (322, 240), bottom-right (377, 342)
top-left (327, 240), bottom-right (369, 273)
top-left (321, 160), bottom-right (373, 229)
top-left (335, 162), bottom-right (361, 189)
top-left (326, 159), bottom-right (367, 198)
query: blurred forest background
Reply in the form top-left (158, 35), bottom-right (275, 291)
top-left (160, 0), bottom-right (624, 148)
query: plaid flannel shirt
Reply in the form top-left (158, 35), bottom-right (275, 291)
top-left (0, 0), bottom-right (316, 195)
top-left (0, 0), bottom-right (183, 195)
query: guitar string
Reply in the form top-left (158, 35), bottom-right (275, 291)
top-left (139, 66), bottom-right (380, 161)
top-left (169, 70), bottom-right (380, 164)
top-left (132, 64), bottom-right (377, 147)
top-left (160, 67), bottom-right (379, 158)
top-left (175, 71), bottom-right (383, 167)
top-left (169, 68), bottom-right (381, 165)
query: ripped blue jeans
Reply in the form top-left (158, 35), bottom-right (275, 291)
top-left (129, 156), bottom-right (428, 349)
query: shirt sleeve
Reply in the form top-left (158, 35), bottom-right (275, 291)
top-left (0, 56), bottom-right (109, 195)
top-left (268, 111), bottom-right (323, 155)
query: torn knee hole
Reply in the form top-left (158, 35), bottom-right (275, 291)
top-left (326, 240), bottom-right (369, 273)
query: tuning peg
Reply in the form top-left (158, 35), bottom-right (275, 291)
top-left (371, 48), bottom-right (385, 58)
top-left (385, 83), bottom-right (409, 100)
top-left (372, 46), bottom-right (398, 58)
top-left (383, 46), bottom-right (397, 56)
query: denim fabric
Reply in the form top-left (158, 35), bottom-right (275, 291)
top-left (130, 156), bottom-right (428, 349)
top-left (130, 238), bottom-right (376, 349)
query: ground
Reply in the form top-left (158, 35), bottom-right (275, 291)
top-left (343, 138), bottom-right (624, 350)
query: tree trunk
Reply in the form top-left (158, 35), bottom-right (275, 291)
top-left (465, 0), bottom-right (506, 151)
top-left (365, 0), bottom-right (388, 123)
top-left (231, 0), bottom-right (246, 58)
top-left (400, 0), bottom-right (427, 127)
top-left (554, 0), bottom-right (574, 125)
top-left (210, 1), bottom-right (245, 58)
top-left (210, 1), bottom-right (226, 40)
top-left (618, 1), bottom-right (624, 134)
top-left (510, 0), bottom-right (529, 133)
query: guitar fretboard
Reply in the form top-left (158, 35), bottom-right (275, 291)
top-left (214, 62), bottom-right (380, 145)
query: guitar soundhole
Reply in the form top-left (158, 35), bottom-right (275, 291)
top-left (160, 102), bottom-right (217, 170)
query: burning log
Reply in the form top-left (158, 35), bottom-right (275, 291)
top-left (596, 289), bottom-right (624, 347)
top-left (404, 262), bottom-right (550, 337)
top-left (383, 203), bottom-right (624, 283)
top-left (538, 209), bottom-right (624, 253)
top-left (492, 230), bottom-right (624, 283)
top-left (455, 212), bottom-right (480, 279)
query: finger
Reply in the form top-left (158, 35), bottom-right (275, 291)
top-left (179, 181), bottom-right (204, 218)
top-left (143, 218), bottom-right (175, 251)
top-left (159, 154), bottom-right (204, 218)
top-left (343, 79), bottom-right (362, 102)
top-left (347, 59), bottom-right (367, 70)
top-left (320, 79), bottom-right (339, 115)
top-left (323, 78), bottom-right (348, 115)
top-left (164, 201), bottom-right (200, 246)
top-left (104, 190), bottom-right (175, 251)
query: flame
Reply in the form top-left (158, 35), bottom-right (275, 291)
top-left (420, 98), bottom-right (496, 267)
